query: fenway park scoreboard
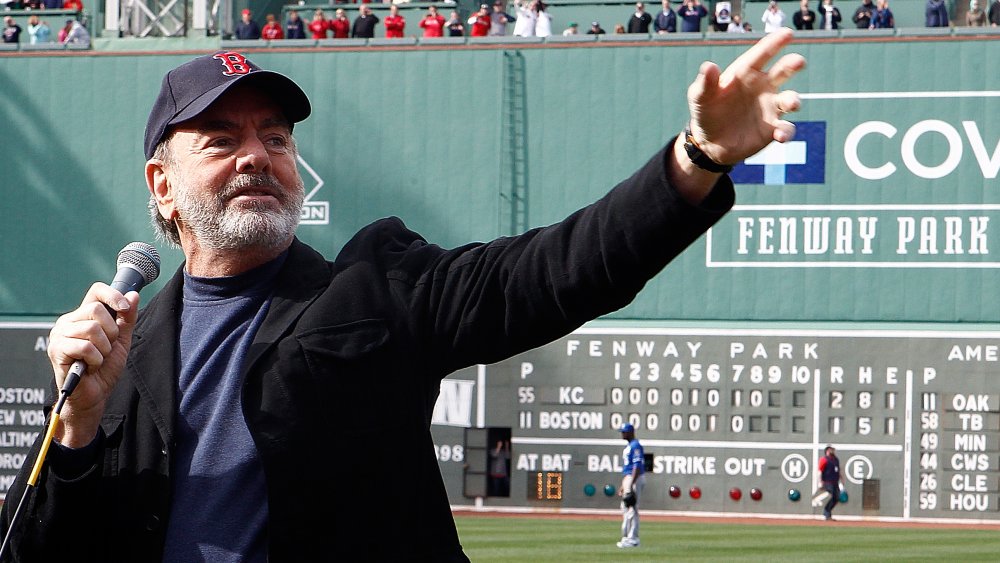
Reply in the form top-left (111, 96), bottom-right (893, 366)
top-left (431, 326), bottom-right (1000, 522)
top-left (1, 323), bottom-right (998, 522)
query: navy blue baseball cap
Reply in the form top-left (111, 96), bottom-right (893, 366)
top-left (620, 423), bottom-right (634, 433)
top-left (143, 51), bottom-right (311, 160)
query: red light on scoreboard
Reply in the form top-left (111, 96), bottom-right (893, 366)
top-left (750, 488), bottom-right (763, 501)
top-left (690, 486), bottom-right (702, 499)
top-left (729, 487), bottom-right (742, 501)
top-left (669, 485), bottom-right (681, 498)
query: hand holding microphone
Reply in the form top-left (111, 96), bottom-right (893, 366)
top-left (47, 242), bottom-right (160, 447)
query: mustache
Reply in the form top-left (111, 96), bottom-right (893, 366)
top-left (219, 174), bottom-right (285, 200)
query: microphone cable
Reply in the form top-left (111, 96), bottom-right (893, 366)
top-left (0, 375), bottom-right (81, 560)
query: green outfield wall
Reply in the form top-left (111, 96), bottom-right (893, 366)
top-left (2, 37), bottom-right (998, 323)
top-left (1, 36), bottom-right (999, 522)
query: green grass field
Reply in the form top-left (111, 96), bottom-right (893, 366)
top-left (455, 516), bottom-right (1000, 562)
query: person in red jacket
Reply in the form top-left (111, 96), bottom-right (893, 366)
top-left (261, 13), bottom-right (284, 40)
top-left (384, 4), bottom-right (406, 37)
top-left (308, 8), bottom-right (330, 39)
top-left (419, 4), bottom-right (446, 36)
top-left (330, 8), bottom-right (351, 38)
top-left (467, 3), bottom-right (492, 36)
top-left (62, 0), bottom-right (82, 11)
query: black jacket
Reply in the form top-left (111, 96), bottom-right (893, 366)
top-left (0, 141), bottom-right (733, 562)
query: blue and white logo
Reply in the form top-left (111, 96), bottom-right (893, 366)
top-left (730, 121), bottom-right (826, 185)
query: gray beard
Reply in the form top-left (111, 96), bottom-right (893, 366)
top-left (174, 173), bottom-right (304, 251)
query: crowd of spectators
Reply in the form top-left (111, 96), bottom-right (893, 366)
top-left (2, 0), bottom-right (999, 48)
top-left (2, 0), bottom-right (90, 46)
top-left (226, 0), bottom-right (1000, 44)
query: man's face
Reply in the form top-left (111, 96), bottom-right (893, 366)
top-left (155, 84), bottom-right (304, 251)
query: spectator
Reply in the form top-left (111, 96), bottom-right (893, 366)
top-left (654, 0), bottom-right (677, 33)
top-left (446, 10), bottom-right (465, 35)
top-left (967, 0), bottom-right (987, 25)
top-left (614, 22), bottom-right (627, 32)
top-left (562, 21), bottom-right (579, 34)
top-left (57, 19), bottom-right (71, 42)
top-left (819, 0), bottom-right (842, 28)
top-left (712, 1), bottom-right (732, 31)
top-left (62, 0), bottom-right (81, 10)
top-left (385, 4), bottom-right (405, 38)
top-left (261, 13), bottom-right (284, 40)
top-left (587, 20), bottom-right (606, 33)
top-left (852, 0), bottom-right (876, 27)
top-left (627, 2), bottom-right (653, 32)
top-left (761, 0), bottom-right (786, 32)
top-left (512, 0), bottom-right (537, 36)
top-left (490, 0), bottom-right (513, 35)
top-left (234, 8), bottom-right (261, 40)
top-left (677, 0), bottom-right (708, 31)
top-left (27, 15), bottom-right (52, 44)
top-left (285, 9), bottom-right (306, 39)
top-left (309, 9), bottom-right (330, 39)
top-left (62, 18), bottom-right (89, 44)
top-left (42, 0), bottom-right (61, 9)
top-left (990, 0), bottom-right (1000, 25)
top-left (468, 3), bottom-right (492, 36)
top-left (331, 9), bottom-right (351, 39)
top-left (925, 0), bottom-right (949, 26)
top-left (534, 0), bottom-right (552, 36)
top-left (793, 0), bottom-right (817, 29)
top-left (870, 0), bottom-right (894, 27)
top-left (419, 5), bottom-right (446, 37)
top-left (352, 4), bottom-right (379, 38)
top-left (3, 16), bottom-right (21, 44)
top-left (727, 13), bottom-right (747, 31)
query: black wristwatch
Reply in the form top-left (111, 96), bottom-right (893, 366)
top-left (683, 126), bottom-right (734, 174)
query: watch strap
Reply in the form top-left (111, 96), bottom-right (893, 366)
top-left (683, 126), bottom-right (734, 174)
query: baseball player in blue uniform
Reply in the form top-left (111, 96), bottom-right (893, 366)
top-left (618, 423), bottom-right (646, 548)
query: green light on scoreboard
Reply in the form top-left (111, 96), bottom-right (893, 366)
top-left (530, 471), bottom-right (563, 501)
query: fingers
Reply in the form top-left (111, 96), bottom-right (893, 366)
top-left (47, 283), bottom-right (135, 375)
top-left (687, 61), bottom-right (721, 108)
top-left (768, 53), bottom-right (807, 88)
top-left (728, 27), bottom-right (795, 74)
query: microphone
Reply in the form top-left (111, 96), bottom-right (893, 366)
top-left (61, 242), bottom-right (161, 396)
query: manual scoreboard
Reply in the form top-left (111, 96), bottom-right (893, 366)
top-left (434, 326), bottom-right (1000, 521)
top-left (2, 322), bottom-right (998, 521)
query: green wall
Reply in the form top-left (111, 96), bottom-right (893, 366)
top-left (1, 37), bottom-right (998, 322)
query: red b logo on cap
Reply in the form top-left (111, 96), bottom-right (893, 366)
top-left (213, 52), bottom-right (253, 76)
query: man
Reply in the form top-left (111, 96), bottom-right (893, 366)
top-left (677, 0), bottom-right (708, 31)
top-left (420, 4), bottom-right (446, 37)
top-left (587, 20), bottom-right (606, 33)
top-left (352, 4), bottom-right (379, 38)
top-left (0, 31), bottom-right (805, 561)
top-left (62, 18), bottom-right (89, 44)
top-left (925, 0), bottom-right (948, 26)
top-left (489, 0), bottom-right (513, 36)
top-left (990, 0), bottom-right (1000, 25)
top-left (654, 0), bottom-right (677, 33)
top-left (2, 16), bottom-right (21, 43)
top-left (234, 8), bottom-right (261, 40)
top-left (562, 21), bottom-right (579, 35)
top-left (468, 3), bottom-right (492, 36)
top-left (260, 13), bottom-right (284, 40)
top-left (793, 0), bottom-right (816, 29)
top-left (819, 0), bottom-right (842, 29)
top-left (852, 0), bottom-right (875, 27)
top-left (818, 445), bottom-right (846, 520)
top-left (627, 1), bottom-right (653, 32)
top-left (617, 423), bottom-right (645, 548)
top-left (284, 9), bottom-right (306, 39)
top-left (869, 0), bottom-right (894, 28)
top-left (384, 3), bottom-right (406, 38)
